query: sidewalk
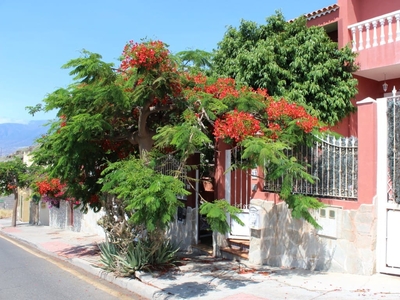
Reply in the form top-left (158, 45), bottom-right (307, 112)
top-left (1, 218), bottom-right (400, 300)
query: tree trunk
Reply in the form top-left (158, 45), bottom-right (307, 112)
top-left (129, 130), bottom-right (155, 161)
top-left (212, 231), bottom-right (220, 257)
top-left (11, 192), bottom-right (18, 227)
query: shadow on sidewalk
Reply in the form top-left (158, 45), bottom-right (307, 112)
top-left (58, 243), bottom-right (101, 258)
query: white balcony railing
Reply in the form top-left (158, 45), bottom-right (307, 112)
top-left (348, 10), bottom-right (400, 52)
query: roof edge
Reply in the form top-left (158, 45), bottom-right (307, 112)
top-left (288, 4), bottom-right (339, 23)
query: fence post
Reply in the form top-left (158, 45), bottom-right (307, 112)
top-left (356, 97), bottom-right (377, 205)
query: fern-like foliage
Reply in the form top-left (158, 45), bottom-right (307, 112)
top-left (240, 136), bottom-right (324, 228)
top-left (175, 49), bottom-right (213, 73)
top-left (100, 157), bottom-right (188, 233)
top-left (285, 195), bottom-right (324, 229)
top-left (199, 200), bottom-right (244, 234)
top-left (154, 123), bottom-right (211, 160)
top-left (241, 137), bottom-right (289, 168)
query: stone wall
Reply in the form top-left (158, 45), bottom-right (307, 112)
top-left (247, 199), bottom-right (377, 275)
top-left (167, 207), bottom-right (198, 251)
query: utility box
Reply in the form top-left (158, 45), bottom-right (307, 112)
top-left (316, 206), bottom-right (342, 239)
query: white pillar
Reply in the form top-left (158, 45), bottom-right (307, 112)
top-left (358, 25), bottom-right (364, 50)
top-left (351, 27), bottom-right (357, 51)
top-left (387, 16), bottom-right (393, 43)
top-left (365, 22), bottom-right (371, 48)
top-left (372, 21), bottom-right (378, 46)
top-left (379, 18), bottom-right (386, 45)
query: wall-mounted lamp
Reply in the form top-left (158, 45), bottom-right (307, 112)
top-left (252, 184), bottom-right (258, 192)
top-left (383, 74), bottom-right (388, 92)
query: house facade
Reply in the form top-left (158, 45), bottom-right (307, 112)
top-left (210, 0), bottom-right (400, 275)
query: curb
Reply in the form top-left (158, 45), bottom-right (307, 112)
top-left (70, 257), bottom-right (175, 300)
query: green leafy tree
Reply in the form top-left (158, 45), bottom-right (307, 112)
top-left (212, 12), bottom-right (358, 125)
top-left (0, 157), bottom-right (29, 226)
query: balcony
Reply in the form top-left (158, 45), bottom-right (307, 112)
top-left (348, 10), bottom-right (400, 51)
top-left (348, 10), bottom-right (400, 80)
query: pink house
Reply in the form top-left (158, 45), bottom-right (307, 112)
top-left (210, 0), bottom-right (400, 275)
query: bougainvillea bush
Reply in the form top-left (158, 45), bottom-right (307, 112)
top-left (34, 178), bottom-right (80, 208)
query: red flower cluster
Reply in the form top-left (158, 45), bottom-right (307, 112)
top-left (36, 178), bottom-right (66, 198)
top-left (204, 78), bottom-right (239, 99)
top-left (7, 184), bottom-right (16, 190)
top-left (120, 40), bottom-right (170, 71)
top-left (100, 140), bottom-right (122, 152)
top-left (186, 74), bottom-right (240, 100)
top-left (214, 110), bottom-right (261, 143)
top-left (186, 74), bottom-right (269, 102)
top-left (267, 99), bottom-right (321, 133)
top-left (99, 140), bottom-right (131, 159)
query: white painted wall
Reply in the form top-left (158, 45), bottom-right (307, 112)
top-left (48, 201), bottom-right (105, 237)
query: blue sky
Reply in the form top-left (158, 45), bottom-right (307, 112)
top-left (0, 0), bottom-right (335, 123)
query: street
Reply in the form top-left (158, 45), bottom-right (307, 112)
top-left (0, 235), bottom-right (141, 300)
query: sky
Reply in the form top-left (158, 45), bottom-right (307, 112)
top-left (0, 0), bottom-right (335, 124)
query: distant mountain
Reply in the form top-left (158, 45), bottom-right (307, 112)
top-left (0, 120), bottom-right (49, 156)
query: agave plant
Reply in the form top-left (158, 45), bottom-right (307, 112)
top-left (117, 241), bottom-right (150, 276)
top-left (98, 238), bottom-right (180, 277)
top-left (148, 239), bottom-right (180, 268)
top-left (99, 242), bottom-right (119, 272)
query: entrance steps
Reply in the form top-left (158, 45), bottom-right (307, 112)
top-left (221, 239), bottom-right (249, 260)
top-left (191, 238), bottom-right (250, 261)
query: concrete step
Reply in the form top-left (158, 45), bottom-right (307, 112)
top-left (192, 238), bottom-right (250, 261)
top-left (192, 243), bottom-right (213, 256)
top-left (221, 238), bottom-right (250, 260)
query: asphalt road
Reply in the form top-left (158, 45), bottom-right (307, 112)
top-left (0, 235), bottom-right (142, 300)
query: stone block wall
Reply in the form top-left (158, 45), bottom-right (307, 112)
top-left (248, 199), bottom-right (377, 275)
top-left (167, 206), bottom-right (198, 251)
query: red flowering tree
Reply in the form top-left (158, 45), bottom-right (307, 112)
top-left (29, 40), bottom-right (327, 233)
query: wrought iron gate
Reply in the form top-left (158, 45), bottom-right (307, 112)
top-left (377, 94), bottom-right (400, 275)
top-left (225, 148), bottom-right (251, 238)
